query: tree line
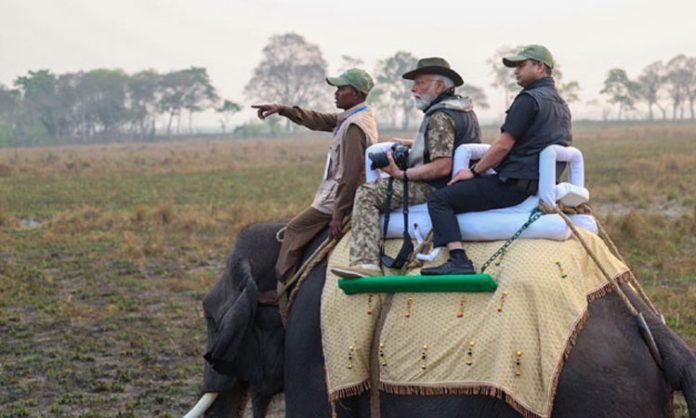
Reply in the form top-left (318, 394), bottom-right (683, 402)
top-left (1, 32), bottom-right (694, 147)
top-left (601, 55), bottom-right (696, 120)
top-left (0, 67), bottom-right (239, 147)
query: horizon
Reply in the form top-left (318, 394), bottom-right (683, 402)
top-left (2, 0), bottom-right (696, 128)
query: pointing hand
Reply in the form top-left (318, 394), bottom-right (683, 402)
top-left (251, 104), bottom-right (283, 120)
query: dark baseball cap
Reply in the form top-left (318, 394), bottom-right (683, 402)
top-left (502, 45), bottom-right (555, 69)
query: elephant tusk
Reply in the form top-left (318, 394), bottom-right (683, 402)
top-left (182, 392), bottom-right (219, 418)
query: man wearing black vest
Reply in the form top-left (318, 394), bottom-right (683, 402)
top-left (422, 45), bottom-right (572, 275)
top-left (332, 57), bottom-right (481, 278)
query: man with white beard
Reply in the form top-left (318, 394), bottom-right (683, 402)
top-left (332, 58), bottom-right (481, 278)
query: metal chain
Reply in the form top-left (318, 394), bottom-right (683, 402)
top-left (480, 209), bottom-right (544, 273)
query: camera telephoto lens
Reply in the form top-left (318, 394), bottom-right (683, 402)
top-left (368, 144), bottom-right (410, 171)
top-left (368, 151), bottom-right (390, 170)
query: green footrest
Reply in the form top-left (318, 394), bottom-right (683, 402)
top-left (338, 274), bottom-right (497, 295)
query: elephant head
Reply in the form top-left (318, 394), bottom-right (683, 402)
top-left (200, 227), bottom-right (286, 418)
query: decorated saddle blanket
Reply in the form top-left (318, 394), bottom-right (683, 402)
top-left (321, 229), bottom-right (629, 418)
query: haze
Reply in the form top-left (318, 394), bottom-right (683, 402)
top-left (2, 0), bottom-right (695, 124)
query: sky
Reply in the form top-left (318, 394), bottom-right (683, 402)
top-left (2, 0), bottom-right (695, 127)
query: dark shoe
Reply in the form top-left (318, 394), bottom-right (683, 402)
top-left (421, 258), bottom-right (476, 276)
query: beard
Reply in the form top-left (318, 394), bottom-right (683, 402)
top-left (414, 89), bottom-right (437, 110)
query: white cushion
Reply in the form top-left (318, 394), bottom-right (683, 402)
top-left (366, 142), bottom-right (595, 242)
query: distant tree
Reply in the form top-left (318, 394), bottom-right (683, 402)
top-left (14, 69), bottom-right (60, 137)
top-left (159, 67), bottom-right (218, 136)
top-left (600, 68), bottom-right (640, 120)
top-left (337, 55), bottom-right (365, 73)
top-left (456, 84), bottom-right (490, 110)
top-left (0, 85), bottom-right (19, 146)
top-left (665, 54), bottom-right (692, 120)
top-left (181, 68), bottom-right (218, 133)
top-left (0, 84), bottom-right (19, 126)
top-left (244, 33), bottom-right (329, 131)
top-left (488, 46), bottom-right (521, 108)
top-left (127, 70), bottom-right (161, 141)
top-left (683, 56), bottom-right (696, 120)
top-left (234, 117), bottom-right (283, 138)
top-left (558, 80), bottom-right (581, 104)
top-left (373, 51), bottom-right (419, 129)
top-left (79, 69), bottom-right (129, 137)
top-left (636, 61), bottom-right (668, 120)
top-left (217, 100), bottom-right (242, 134)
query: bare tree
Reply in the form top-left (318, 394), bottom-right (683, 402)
top-left (488, 46), bottom-right (520, 108)
top-left (636, 61), bottom-right (668, 120)
top-left (558, 81), bottom-right (581, 104)
top-left (217, 100), bottom-right (242, 134)
top-left (244, 33), bottom-right (329, 131)
top-left (665, 54), bottom-right (691, 120)
top-left (685, 56), bottom-right (696, 120)
top-left (159, 67), bottom-right (218, 136)
top-left (373, 51), bottom-right (419, 129)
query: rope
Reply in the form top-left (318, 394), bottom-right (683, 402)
top-left (541, 201), bottom-right (660, 317)
top-left (480, 208), bottom-right (544, 273)
top-left (592, 214), bottom-right (662, 316)
top-left (369, 292), bottom-right (393, 418)
top-left (406, 229), bottom-right (434, 269)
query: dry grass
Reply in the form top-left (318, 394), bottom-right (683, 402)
top-left (0, 123), bottom-right (695, 417)
top-left (0, 136), bottom-right (329, 178)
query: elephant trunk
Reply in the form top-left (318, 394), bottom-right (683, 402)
top-left (681, 360), bottom-right (696, 418)
top-left (649, 318), bottom-right (696, 417)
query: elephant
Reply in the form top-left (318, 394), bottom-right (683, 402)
top-left (198, 222), bottom-right (287, 418)
top-left (194, 221), bottom-right (696, 418)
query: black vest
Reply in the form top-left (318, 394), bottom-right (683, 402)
top-left (497, 78), bottom-right (572, 180)
top-left (423, 94), bottom-right (482, 189)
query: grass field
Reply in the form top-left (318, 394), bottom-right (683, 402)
top-left (1, 124), bottom-right (695, 417)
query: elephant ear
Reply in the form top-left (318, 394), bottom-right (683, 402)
top-left (204, 258), bottom-right (259, 376)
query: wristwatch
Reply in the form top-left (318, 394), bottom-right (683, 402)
top-left (471, 165), bottom-right (481, 177)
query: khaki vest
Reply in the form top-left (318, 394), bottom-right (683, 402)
top-left (311, 103), bottom-right (378, 214)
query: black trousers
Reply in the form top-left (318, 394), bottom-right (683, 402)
top-left (427, 175), bottom-right (535, 247)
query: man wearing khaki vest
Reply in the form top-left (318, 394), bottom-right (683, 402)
top-left (252, 68), bottom-right (379, 284)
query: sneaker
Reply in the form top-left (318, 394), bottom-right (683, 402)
top-left (331, 263), bottom-right (382, 279)
top-left (421, 258), bottom-right (476, 276)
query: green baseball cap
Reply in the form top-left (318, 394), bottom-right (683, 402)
top-left (326, 68), bottom-right (374, 95)
top-left (502, 45), bottom-right (555, 69)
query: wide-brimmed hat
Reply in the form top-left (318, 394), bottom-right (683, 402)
top-left (502, 45), bottom-right (555, 69)
top-left (326, 68), bottom-right (374, 95)
top-left (401, 57), bottom-right (463, 87)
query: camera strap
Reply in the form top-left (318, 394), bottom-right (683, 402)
top-left (380, 175), bottom-right (413, 270)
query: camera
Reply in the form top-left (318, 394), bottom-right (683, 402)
top-left (369, 143), bottom-right (410, 171)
